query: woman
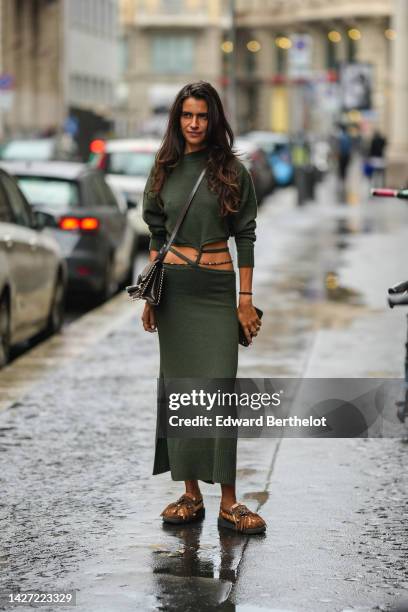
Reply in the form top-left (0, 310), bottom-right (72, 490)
top-left (142, 81), bottom-right (266, 535)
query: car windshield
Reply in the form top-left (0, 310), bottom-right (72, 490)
top-left (17, 177), bottom-right (80, 209)
top-left (108, 151), bottom-right (155, 177)
top-left (0, 140), bottom-right (54, 161)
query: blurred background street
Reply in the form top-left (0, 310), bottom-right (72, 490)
top-left (1, 1), bottom-right (408, 611)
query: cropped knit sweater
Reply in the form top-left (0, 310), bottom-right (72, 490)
top-left (142, 147), bottom-right (257, 268)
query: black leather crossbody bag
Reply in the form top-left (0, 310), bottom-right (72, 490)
top-left (126, 168), bottom-right (206, 306)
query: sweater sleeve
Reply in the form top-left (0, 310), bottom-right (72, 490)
top-left (229, 164), bottom-right (258, 268)
top-left (142, 169), bottom-right (167, 251)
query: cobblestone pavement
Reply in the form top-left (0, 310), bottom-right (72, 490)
top-left (1, 176), bottom-right (408, 612)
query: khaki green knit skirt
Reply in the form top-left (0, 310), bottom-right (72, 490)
top-left (153, 262), bottom-right (239, 485)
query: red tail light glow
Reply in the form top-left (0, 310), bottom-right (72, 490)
top-left (59, 216), bottom-right (80, 231)
top-left (90, 139), bottom-right (106, 154)
top-left (59, 216), bottom-right (100, 231)
top-left (81, 217), bottom-right (100, 230)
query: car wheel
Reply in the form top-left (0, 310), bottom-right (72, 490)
top-left (45, 275), bottom-right (66, 336)
top-left (0, 296), bottom-right (11, 368)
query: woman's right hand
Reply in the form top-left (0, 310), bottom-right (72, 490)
top-left (142, 302), bottom-right (157, 332)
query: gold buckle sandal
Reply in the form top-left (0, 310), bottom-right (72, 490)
top-left (161, 493), bottom-right (205, 524)
top-left (218, 502), bottom-right (266, 534)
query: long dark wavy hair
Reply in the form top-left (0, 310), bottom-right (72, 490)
top-left (150, 81), bottom-right (241, 216)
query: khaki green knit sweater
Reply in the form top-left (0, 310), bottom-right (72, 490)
top-left (142, 147), bottom-right (258, 268)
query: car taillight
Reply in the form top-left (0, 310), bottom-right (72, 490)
top-left (59, 216), bottom-right (100, 231)
top-left (80, 217), bottom-right (99, 230)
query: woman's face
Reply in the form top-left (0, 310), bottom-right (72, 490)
top-left (180, 97), bottom-right (209, 152)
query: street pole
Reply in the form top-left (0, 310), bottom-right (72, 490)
top-left (229, 0), bottom-right (237, 134)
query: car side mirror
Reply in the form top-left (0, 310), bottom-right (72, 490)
top-left (126, 197), bottom-right (138, 210)
top-left (33, 209), bottom-right (56, 230)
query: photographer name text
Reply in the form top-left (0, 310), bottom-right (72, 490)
top-left (168, 415), bottom-right (327, 428)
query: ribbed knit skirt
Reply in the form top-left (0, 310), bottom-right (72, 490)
top-left (152, 263), bottom-right (239, 485)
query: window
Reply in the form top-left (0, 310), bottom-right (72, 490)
top-left (17, 178), bottom-right (80, 211)
top-left (83, 174), bottom-right (116, 208)
top-left (1, 175), bottom-right (32, 227)
top-left (276, 44), bottom-right (286, 74)
top-left (151, 35), bottom-right (194, 74)
top-left (101, 180), bottom-right (120, 209)
top-left (347, 38), bottom-right (356, 63)
top-left (0, 139), bottom-right (54, 162)
top-left (326, 38), bottom-right (337, 70)
top-left (161, 0), bottom-right (184, 12)
top-left (246, 47), bottom-right (256, 75)
top-left (108, 151), bottom-right (156, 177)
top-left (120, 37), bottom-right (129, 73)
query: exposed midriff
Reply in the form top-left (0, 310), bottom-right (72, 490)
top-left (162, 240), bottom-right (234, 271)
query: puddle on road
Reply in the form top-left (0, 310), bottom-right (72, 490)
top-left (335, 216), bottom-right (375, 237)
top-left (150, 520), bottom-right (251, 609)
top-left (242, 491), bottom-right (269, 506)
top-left (324, 271), bottom-right (364, 305)
top-left (247, 200), bottom-right (379, 381)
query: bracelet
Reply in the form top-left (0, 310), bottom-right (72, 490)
top-left (239, 291), bottom-right (253, 295)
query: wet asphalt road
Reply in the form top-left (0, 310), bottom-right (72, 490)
top-left (1, 170), bottom-right (408, 611)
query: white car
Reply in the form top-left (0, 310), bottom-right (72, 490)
top-left (91, 139), bottom-right (161, 246)
top-left (0, 168), bottom-right (67, 367)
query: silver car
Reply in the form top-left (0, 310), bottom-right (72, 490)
top-left (1, 161), bottom-right (136, 301)
top-left (0, 168), bottom-right (67, 367)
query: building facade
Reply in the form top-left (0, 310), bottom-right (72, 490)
top-left (0, 0), bottom-right (120, 158)
top-left (119, 0), bottom-right (231, 136)
top-left (234, 0), bottom-right (392, 136)
top-left (120, 0), bottom-right (394, 141)
top-left (0, 0), bottom-right (64, 135)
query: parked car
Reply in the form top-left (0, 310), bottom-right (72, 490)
top-left (0, 168), bottom-right (67, 367)
top-left (245, 131), bottom-right (294, 187)
top-left (0, 136), bottom-right (78, 163)
top-left (90, 138), bottom-right (161, 248)
top-left (233, 138), bottom-right (275, 203)
top-left (0, 161), bottom-right (136, 301)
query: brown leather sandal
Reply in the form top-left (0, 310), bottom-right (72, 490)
top-left (161, 493), bottom-right (205, 524)
top-left (218, 502), bottom-right (266, 534)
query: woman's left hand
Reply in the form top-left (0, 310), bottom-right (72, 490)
top-left (237, 302), bottom-right (262, 345)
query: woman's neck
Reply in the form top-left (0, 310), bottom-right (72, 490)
top-left (184, 143), bottom-right (207, 154)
